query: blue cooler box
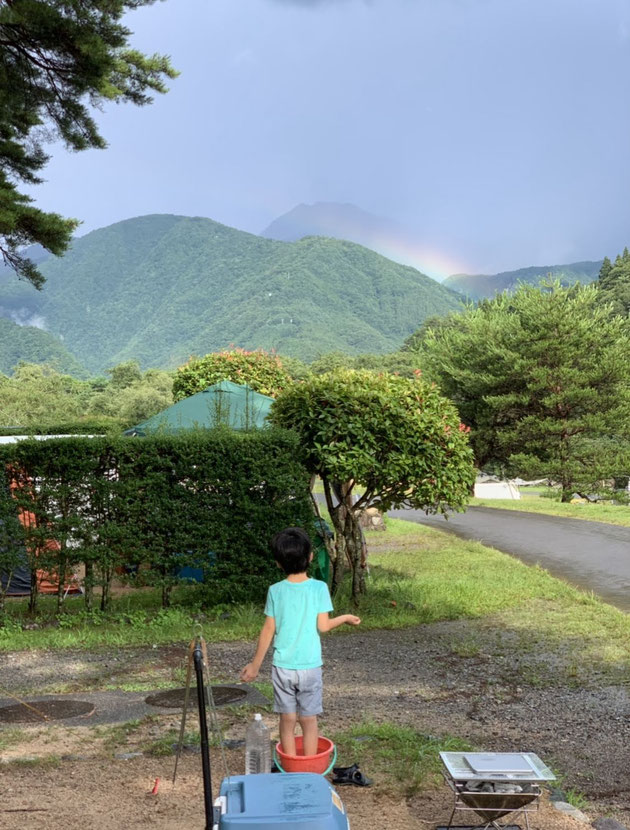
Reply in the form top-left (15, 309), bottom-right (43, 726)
top-left (214, 773), bottom-right (349, 830)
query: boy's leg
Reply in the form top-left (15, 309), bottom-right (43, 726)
top-left (279, 712), bottom-right (298, 757)
top-left (272, 667), bottom-right (299, 756)
top-left (299, 715), bottom-right (318, 757)
top-left (295, 668), bottom-right (323, 756)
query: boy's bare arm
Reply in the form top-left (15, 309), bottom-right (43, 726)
top-left (317, 613), bottom-right (361, 633)
top-left (240, 616), bottom-right (276, 682)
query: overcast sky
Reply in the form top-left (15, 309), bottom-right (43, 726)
top-left (31, 0), bottom-right (630, 278)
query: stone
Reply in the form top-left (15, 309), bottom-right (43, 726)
top-left (359, 507), bottom-right (386, 531)
top-left (114, 751), bottom-right (144, 760)
top-left (592, 820), bottom-right (629, 830)
top-left (552, 801), bottom-right (589, 823)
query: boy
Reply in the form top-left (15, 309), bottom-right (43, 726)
top-left (240, 527), bottom-right (360, 757)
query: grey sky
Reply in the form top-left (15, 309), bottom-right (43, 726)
top-left (31, 0), bottom-right (630, 278)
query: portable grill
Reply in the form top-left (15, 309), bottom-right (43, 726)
top-left (438, 752), bottom-right (555, 830)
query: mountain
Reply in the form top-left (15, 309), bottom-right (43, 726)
top-left (262, 202), bottom-right (427, 272)
top-left (444, 260), bottom-right (603, 300)
top-left (0, 317), bottom-right (87, 376)
top-left (263, 202), bottom-right (405, 244)
top-left (0, 214), bottom-right (462, 372)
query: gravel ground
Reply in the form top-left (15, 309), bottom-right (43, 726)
top-left (1, 619), bottom-right (629, 819)
top-left (0, 753), bottom-right (585, 830)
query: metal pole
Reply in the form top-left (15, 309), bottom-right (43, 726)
top-left (194, 642), bottom-right (213, 830)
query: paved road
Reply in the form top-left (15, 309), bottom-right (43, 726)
top-left (391, 506), bottom-right (630, 611)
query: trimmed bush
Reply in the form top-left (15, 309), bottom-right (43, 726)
top-left (0, 429), bottom-right (312, 611)
top-left (173, 349), bottom-right (292, 401)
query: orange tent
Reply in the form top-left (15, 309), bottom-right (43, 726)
top-left (4, 475), bottom-right (81, 597)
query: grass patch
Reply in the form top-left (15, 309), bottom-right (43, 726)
top-left (469, 497), bottom-right (630, 526)
top-left (251, 680), bottom-right (274, 702)
top-left (349, 521), bottom-right (581, 629)
top-left (0, 727), bottom-right (32, 751)
top-left (333, 721), bottom-right (470, 794)
top-left (0, 599), bottom-right (263, 652)
top-left (98, 718), bottom-right (145, 751)
top-left (8, 754), bottom-right (60, 769)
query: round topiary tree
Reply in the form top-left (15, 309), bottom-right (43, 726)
top-left (270, 369), bottom-right (475, 602)
top-left (173, 349), bottom-right (293, 401)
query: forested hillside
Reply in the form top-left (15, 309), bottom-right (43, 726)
top-left (0, 214), bottom-right (461, 373)
top-left (445, 260), bottom-right (602, 299)
top-left (0, 318), bottom-right (87, 377)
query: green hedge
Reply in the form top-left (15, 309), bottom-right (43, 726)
top-left (0, 429), bottom-right (312, 611)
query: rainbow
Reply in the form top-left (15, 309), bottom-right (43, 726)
top-left (368, 233), bottom-right (469, 282)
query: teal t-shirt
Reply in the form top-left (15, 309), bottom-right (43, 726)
top-left (264, 578), bottom-right (333, 670)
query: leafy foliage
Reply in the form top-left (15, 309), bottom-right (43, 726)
top-left (0, 215), bottom-right (462, 371)
top-left (0, 361), bottom-right (173, 429)
top-left (419, 282), bottom-right (630, 499)
top-left (270, 369), bottom-right (475, 600)
top-left (0, 0), bottom-right (176, 287)
top-left (0, 430), bottom-right (312, 611)
top-left (173, 349), bottom-right (293, 401)
top-left (309, 350), bottom-right (422, 378)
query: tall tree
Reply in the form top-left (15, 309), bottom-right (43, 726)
top-left (0, 0), bottom-right (176, 287)
top-left (419, 282), bottom-right (630, 500)
top-left (598, 248), bottom-right (630, 316)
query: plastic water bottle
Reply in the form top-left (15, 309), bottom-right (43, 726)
top-left (245, 713), bottom-right (271, 774)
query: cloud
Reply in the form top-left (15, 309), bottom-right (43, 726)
top-left (6, 308), bottom-right (48, 330)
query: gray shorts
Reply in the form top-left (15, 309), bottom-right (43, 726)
top-left (271, 666), bottom-right (323, 717)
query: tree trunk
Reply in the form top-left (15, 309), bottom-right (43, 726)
top-left (84, 560), bottom-right (93, 612)
top-left (0, 573), bottom-right (10, 616)
top-left (324, 478), bottom-right (367, 604)
top-left (28, 567), bottom-right (38, 614)
top-left (100, 567), bottom-right (113, 612)
top-left (56, 549), bottom-right (68, 614)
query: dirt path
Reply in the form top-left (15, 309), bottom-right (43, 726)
top-left (1, 618), bottom-right (628, 821)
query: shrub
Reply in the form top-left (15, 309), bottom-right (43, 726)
top-left (173, 349), bottom-right (292, 401)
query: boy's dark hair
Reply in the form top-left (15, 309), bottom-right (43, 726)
top-left (271, 527), bottom-right (312, 575)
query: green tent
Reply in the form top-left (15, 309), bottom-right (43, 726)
top-left (124, 380), bottom-right (273, 436)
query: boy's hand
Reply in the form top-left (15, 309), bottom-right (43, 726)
top-left (345, 615), bottom-right (361, 626)
top-left (240, 663), bottom-right (259, 682)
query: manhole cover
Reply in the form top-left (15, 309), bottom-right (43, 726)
top-left (145, 686), bottom-right (248, 709)
top-left (0, 699), bottom-right (95, 724)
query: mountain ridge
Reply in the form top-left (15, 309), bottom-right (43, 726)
top-left (0, 214), bottom-right (462, 373)
top-left (444, 260), bottom-right (603, 299)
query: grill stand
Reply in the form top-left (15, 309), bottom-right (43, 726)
top-left (441, 773), bottom-right (542, 830)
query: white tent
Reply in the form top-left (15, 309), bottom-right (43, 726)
top-left (474, 480), bottom-right (521, 499)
